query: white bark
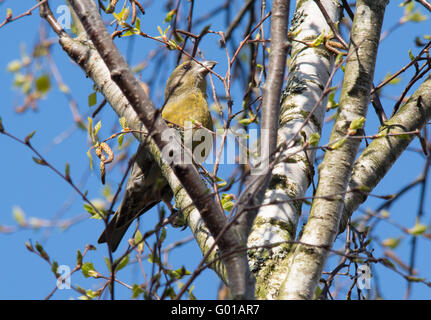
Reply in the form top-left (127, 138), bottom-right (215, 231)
top-left (248, 0), bottom-right (340, 299)
top-left (58, 34), bottom-right (226, 279)
top-left (279, 0), bottom-right (388, 300)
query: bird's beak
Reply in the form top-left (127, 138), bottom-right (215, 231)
top-left (199, 60), bottom-right (217, 73)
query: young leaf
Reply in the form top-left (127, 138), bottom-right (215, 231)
top-left (65, 162), bottom-right (71, 181)
top-left (382, 237), bottom-right (402, 249)
top-left (35, 74), bottom-right (51, 95)
top-left (117, 133), bottom-right (124, 147)
top-left (13, 206), bottom-right (26, 226)
top-left (309, 132), bottom-right (320, 146)
top-left (115, 254), bottom-right (130, 272)
top-left (94, 120), bottom-right (102, 136)
top-left (330, 137), bottom-right (346, 150)
top-left (32, 157), bottom-right (47, 166)
top-left (164, 9), bottom-right (176, 23)
top-left (76, 250), bottom-right (83, 266)
top-left (88, 92), bottom-right (97, 107)
top-left (87, 150), bottom-right (94, 171)
top-left (81, 262), bottom-right (96, 278)
top-left (25, 130), bottom-right (36, 144)
top-left (119, 117), bottom-right (128, 129)
top-left (132, 284), bottom-right (143, 298)
top-left (408, 223), bottom-right (427, 236)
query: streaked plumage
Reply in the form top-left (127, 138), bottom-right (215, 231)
top-left (98, 60), bottom-right (216, 251)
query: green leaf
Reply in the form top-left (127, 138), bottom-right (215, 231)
top-left (216, 178), bottom-right (227, 188)
top-left (164, 39), bottom-right (177, 50)
top-left (113, 6), bottom-right (129, 25)
top-left (349, 117), bottom-right (366, 131)
top-left (134, 229), bottom-right (143, 244)
top-left (222, 200), bottom-right (234, 212)
top-left (119, 117), bottom-right (128, 129)
top-left (51, 261), bottom-right (59, 276)
top-left (198, 25), bottom-right (211, 37)
top-left (330, 137), bottom-right (346, 150)
top-left (221, 194), bottom-right (235, 212)
top-left (311, 31), bottom-right (325, 47)
top-left (380, 209), bottom-right (390, 218)
top-left (382, 237), bottom-right (402, 249)
top-left (104, 257), bottom-right (112, 271)
top-left (134, 230), bottom-right (144, 252)
top-left (13, 206), bottom-right (26, 226)
top-left (88, 92), bottom-right (97, 107)
top-left (25, 241), bottom-right (34, 252)
top-left (168, 266), bottom-right (190, 279)
top-left (408, 223), bottom-right (427, 236)
top-left (115, 254), bottom-right (130, 272)
top-left (35, 242), bottom-right (50, 262)
top-left (159, 227), bottom-right (167, 243)
top-left (87, 150), bottom-right (94, 171)
top-left (174, 32), bottom-right (184, 43)
top-left (135, 17), bottom-right (141, 31)
top-left (122, 28), bottom-right (138, 37)
top-left (83, 203), bottom-right (104, 219)
top-left (405, 276), bottom-right (426, 283)
top-left (65, 162), bottom-right (71, 179)
top-left (406, 10), bottom-right (428, 23)
top-left (76, 250), bottom-right (83, 266)
top-left (7, 60), bottom-right (22, 72)
top-left (132, 284), bottom-right (143, 298)
top-left (384, 73), bottom-right (402, 85)
top-left (35, 74), bottom-right (51, 95)
top-left (356, 184), bottom-right (371, 192)
top-left (239, 118), bottom-right (253, 126)
top-left (148, 253), bottom-right (160, 264)
top-left (326, 90), bottom-right (338, 110)
top-left (309, 132), bottom-right (320, 146)
top-left (85, 289), bottom-right (101, 299)
top-left (87, 117), bottom-right (93, 140)
top-left (335, 52), bottom-right (344, 66)
top-left (117, 133), bottom-right (124, 147)
top-left (164, 9), bottom-right (176, 23)
top-left (32, 156), bottom-right (47, 166)
top-left (408, 48), bottom-right (415, 61)
top-left (93, 120), bottom-right (102, 136)
top-left (188, 285), bottom-right (197, 300)
top-left (59, 84), bottom-right (70, 94)
top-left (162, 286), bottom-right (176, 299)
top-left (25, 130), bottom-right (36, 144)
top-left (81, 262), bottom-right (96, 278)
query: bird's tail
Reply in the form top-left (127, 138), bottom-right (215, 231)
top-left (98, 216), bottom-right (133, 252)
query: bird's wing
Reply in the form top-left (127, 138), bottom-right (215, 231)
top-left (98, 143), bottom-right (172, 251)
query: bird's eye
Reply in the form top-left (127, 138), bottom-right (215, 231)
top-left (183, 64), bottom-right (191, 70)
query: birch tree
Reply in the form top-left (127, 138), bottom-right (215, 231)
top-left (1, 0), bottom-right (431, 300)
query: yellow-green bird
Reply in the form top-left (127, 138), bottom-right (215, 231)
top-left (98, 60), bottom-right (216, 252)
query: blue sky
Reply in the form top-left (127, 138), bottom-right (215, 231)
top-left (0, 0), bottom-right (431, 300)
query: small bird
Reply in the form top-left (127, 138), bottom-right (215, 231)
top-left (98, 60), bottom-right (216, 252)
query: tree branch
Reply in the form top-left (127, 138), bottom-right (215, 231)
top-left (247, 0), bottom-right (341, 299)
top-left (279, 0), bottom-right (388, 300)
top-left (234, 0), bottom-right (290, 235)
top-left (60, 0), bottom-right (251, 299)
top-left (339, 74), bottom-right (431, 233)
